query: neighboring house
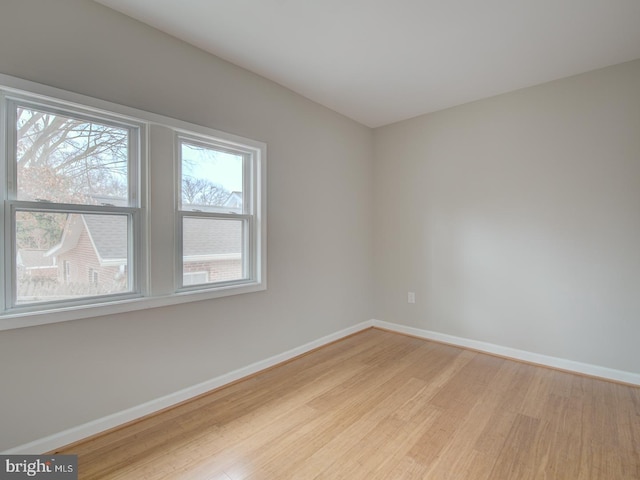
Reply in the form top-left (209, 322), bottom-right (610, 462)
top-left (223, 191), bottom-right (242, 210)
top-left (45, 214), bottom-right (128, 294)
top-left (15, 193), bottom-right (244, 302)
top-left (46, 213), bottom-right (242, 292)
top-left (181, 216), bottom-right (243, 285)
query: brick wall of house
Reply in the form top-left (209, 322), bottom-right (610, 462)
top-left (56, 229), bottom-right (126, 293)
top-left (184, 258), bottom-right (242, 283)
top-left (24, 266), bottom-right (58, 279)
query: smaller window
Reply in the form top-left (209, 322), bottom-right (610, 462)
top-left (64, 261), bottom-right (71, 284)
top-left (89, 269), bottom-right (98, 286)
top-left (177, 134), bottom-right (263, 291)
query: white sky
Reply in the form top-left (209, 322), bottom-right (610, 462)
top-left (181, 144), bottom-right (243, 193)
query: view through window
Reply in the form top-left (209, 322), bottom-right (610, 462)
top-left (179, 139), bottom-right (249, 287)
top-left (1, 76), bottom-right (266, 327)
top-left (11, 103), bottom-right (137, 306)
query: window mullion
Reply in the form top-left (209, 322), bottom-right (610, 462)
top-left (3, 201), bottom-right (14, 311)
top-left (1, 95), bottom-right (8, 311)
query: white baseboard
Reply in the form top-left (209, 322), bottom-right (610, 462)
top-left (371, 319), bottom-right (640, 386)
top-left (7, 318), bottom-right (637, 454)
top-left (3, 320), bottom-right (374, 454)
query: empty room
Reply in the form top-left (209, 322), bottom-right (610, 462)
top-left (0, 0), bottom-right (639, 478)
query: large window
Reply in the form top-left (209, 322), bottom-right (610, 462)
top-left (0, 75), bottom-right (266, 329)
top-left (4, 98), bottom-right (141, 311)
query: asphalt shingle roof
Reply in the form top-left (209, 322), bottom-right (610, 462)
top-left (83, 215), bottom-right (129, 261)
top-left (82, 215), bottom-right (241, 260)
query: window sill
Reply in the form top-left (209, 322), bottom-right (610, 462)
top-left (0, 281), bottom-right (266, 331)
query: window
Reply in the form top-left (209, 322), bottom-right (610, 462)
top-left (178, 136), bottom-right (258, 289)
top-left (183, 271), bottom-right (209, 286)
top-left (1, 74), bottom-right (266, 329)
top-left (4, 97), bottom-right (141, 311)
top-left (64, 261), bottom-right (71, 284)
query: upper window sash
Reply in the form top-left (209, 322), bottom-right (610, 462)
top-left (177, 134), bottom-right (254, 215)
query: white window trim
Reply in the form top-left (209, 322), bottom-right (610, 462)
top-left (0, 74), bottom-right (267, 331)
top-left (176, 132), bottom-right (260, 291)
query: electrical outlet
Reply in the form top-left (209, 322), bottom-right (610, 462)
top-left (408, 291), bottom-right (415, 304)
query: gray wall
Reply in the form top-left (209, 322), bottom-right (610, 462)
top-left (0, 0), bottom-right (374, 451)
top-left (374, 59), bottom-right (640, 374)
top-left (1, 0), bottom-right (639, 454)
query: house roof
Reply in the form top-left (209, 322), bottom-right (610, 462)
top-left (182, 217), bottom-right (241, 257)
top-left (82, 215), bottom-right (129, 262)
top-left (47, 213), bottom-right (241, 263)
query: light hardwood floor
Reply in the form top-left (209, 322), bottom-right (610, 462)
top-left (55, 328), bottom-right (640, 479)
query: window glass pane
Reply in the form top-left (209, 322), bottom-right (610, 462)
top-left (182, 217), bottom-right (245, 285)
top-left (181, 141), bottom-right (243, 212)
top-left (16, 106), bottom-right (130, 205)
top-left (16, 212), bottom-right (130, 304)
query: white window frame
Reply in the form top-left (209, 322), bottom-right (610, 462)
top-left (176, 133), bottom-right (260, 291)
top-left (0, 74), bottom-right (267, 331)
top-left (2, 94), bottom-right (144, 313)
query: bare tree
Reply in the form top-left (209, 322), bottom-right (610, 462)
top-left (14, 106), bottom-right (130, 250)
top-left (16, 107), bottom-right (129, 205)
top-left (182, 177), bottom-right (230, 207)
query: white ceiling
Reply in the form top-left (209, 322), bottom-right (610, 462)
top-left (95, 0), bottom-right (640, 128)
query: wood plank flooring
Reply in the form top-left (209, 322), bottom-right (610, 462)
top-left (54, 328), bottom-right (640, 479)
